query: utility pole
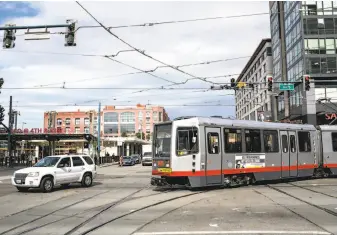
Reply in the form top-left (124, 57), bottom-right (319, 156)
top-left (8, 96), bottom-right (13, 167)
top-left (97, 102), bottom-right (101, 165)
top-left (12, 110), bottom-right (19, 130)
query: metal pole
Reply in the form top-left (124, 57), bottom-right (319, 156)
top-left (97, 102), bottom-right (101, 165)
top-left (7, 96), bottom-right (12, 167)
top-left (0, 24), bottom-right (71, 30)
top-left (14, 111), bottom-right (18, 130)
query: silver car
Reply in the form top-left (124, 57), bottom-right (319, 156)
top-left (142, 152), bottom-right (152, 166)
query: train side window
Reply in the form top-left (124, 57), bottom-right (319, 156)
top-left (207, 133), bottom-right (219, 154)
top-left (298, 131), bottom-right (311, 152)
top-left (331, 133), bottom-right (337, 152)
top-left (245, 129), bottom-right (261, 153)
top-left (281, 135), bottom-right (288, 153)
top-left (290, 135), bottom-right (296, 153)
top-left (263, 130), bottom-right (279, 152)
top-left (224, 129), bottom-right (242, 153)
top-left (176, 127), bottom-right (199, 156)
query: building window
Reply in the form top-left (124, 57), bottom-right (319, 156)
top-left (84, 127), bottom-right (90, 134)
top-left (104, 112), bottom-right (118, 122)
top-left (153, 111), bottom-right (158, 122)
top-left (176, 127), bottom-right (199, 156)
top-left (84, 118), bottom-right (90, 125)
top-left (120, 112), bottom-right (135, 123)
top-left (104, 124), bottom-right (118, 134)
top-left (57, 119), bottom-right (62, 126)
top-left (138, 111), bottom-right (143, 121)
top-left (65, 118), bottom-right (71, 125)
top-left (224, 129), bottom-right (242, 153)
top-left (75, 127), bottom-right (80, 134)
top-left (66, 127), bottom-right (70, 134)
top-left (120, 123), bottom-right (135, 133)
top-left (266, 47), bottom-right (272, 56)
top-left (159, 112), bottom-right (162, 121)
top-left (75, 118), bottom-right (80, 125)
top-left (298, 131), bottom-right (311, 152)
top-left (245, 129), bottom-right (261, 153)
top-left (146, 124), bottom-right (151, 132)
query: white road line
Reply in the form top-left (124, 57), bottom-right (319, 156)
top-left (0, 175), bottom-right (11, 181)
top-left (134, 231), bottom-right (331, 235)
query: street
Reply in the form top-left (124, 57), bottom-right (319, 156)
top-left (0, 164), bottom-right (336, 235)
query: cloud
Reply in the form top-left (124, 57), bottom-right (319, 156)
top-left (0, 1), bottom-right (270, 128)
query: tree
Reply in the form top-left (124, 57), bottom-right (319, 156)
top-left (146, 133), bottom-right (152, 141)
top-left (121, 132), bottom-right (127, 137)
top-left (136, 132), bottom-right (145, 140)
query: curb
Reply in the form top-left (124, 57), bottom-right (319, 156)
top-left (98, 163), bottom-right (118, 168)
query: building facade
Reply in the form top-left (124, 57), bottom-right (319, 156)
top-left (235, 39), bottom-right (273, 121)
top-left (43, 104), bottom-right (169, 139)
top-left (43, 110), bottom-right (98, 135)
top-left (270, 1), bottom-right (337, 124)
top-left (102, 104), bottom-right (169, 140)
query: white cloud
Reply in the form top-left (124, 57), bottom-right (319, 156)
top-left (0, 1), bottom-right (270, 128)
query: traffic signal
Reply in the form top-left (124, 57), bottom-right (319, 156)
top-left (0, 106), bottom-right (5, 123)
top-left (304, 75), bottom-right (310, 91)
top-left (230, 78), bottom-right (235, 88)
top-left (267, 76), bottom-right (273, 91)
top-left (2, 25), bottom-right (16, 49)
top-left (65, 19), bottom-right (76, 46)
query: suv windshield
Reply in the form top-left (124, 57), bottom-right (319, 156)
top-left (34, 157), bottom-right (60, 167)
top-left (154, 124), bottom-right (172, 158)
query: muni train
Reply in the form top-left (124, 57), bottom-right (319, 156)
top-left (150, 116), bottom-right (337, 188)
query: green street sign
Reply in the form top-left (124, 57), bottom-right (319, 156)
top-left (279, 84), bottom-right (294, 91)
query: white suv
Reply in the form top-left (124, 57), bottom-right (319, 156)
top-left (11, 155), bottom-right (97, 193)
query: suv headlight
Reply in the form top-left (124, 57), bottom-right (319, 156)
top-left (28, 172), bottom-right (39, 177)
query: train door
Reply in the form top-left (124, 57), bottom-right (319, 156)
top-left (280, 131), bottom-right (290, 177)
top-left (205, 127), bottom-right (222, 185)
top-left (288, 131), bottom-right (298, 177)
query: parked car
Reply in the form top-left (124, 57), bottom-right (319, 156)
top-left (131, 154), bottom-right (141, 164)
top-left (11, 155), bottom-right (97, 193)
top-left (142, 152), bottom-right (153, 166)
top-left (122, 156), bottom-right (135, 166)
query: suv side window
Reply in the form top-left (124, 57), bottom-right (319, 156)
top-left (58, 157), bottom-right (71, 167)
top-left (83, 156), bottom-right (94, 165)
top-left (72, 157), bottom-right (85, 166)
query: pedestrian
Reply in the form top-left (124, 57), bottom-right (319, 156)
top-left (119, 155), bottom-right (123, 167)
top-left (28, 152), bottom-right (33, 167)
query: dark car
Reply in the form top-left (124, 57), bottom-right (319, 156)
top-left (131, 154), bottom-right (141, 164)
top-left (122, 156), bottom-right (135, 166)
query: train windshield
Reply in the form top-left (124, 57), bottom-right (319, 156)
top-left (154, 124), bottom-right (172, 158)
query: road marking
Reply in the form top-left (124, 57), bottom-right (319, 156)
top-left (209, 224), bottom-right (218, 228)
top-left (134, 231), bottom-right (331, 235)
top-left (0, 176), bottom-right (11, 181)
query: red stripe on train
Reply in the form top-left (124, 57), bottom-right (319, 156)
top-left (152, 164), bottom-right (317, 177)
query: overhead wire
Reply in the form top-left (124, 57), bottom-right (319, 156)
top-left (75, 1), bottom-right (215, 86)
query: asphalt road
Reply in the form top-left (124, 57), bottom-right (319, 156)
top-left (0, 164), bottom-right (337, 235)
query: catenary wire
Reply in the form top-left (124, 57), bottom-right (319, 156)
top-left (75, 1), bottom-right (215, 85)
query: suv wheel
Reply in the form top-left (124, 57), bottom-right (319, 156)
top-left (82, 173), bottom-right (92, 187)
top-left (40, 177), bottom-right (54, 193)
top-left (16, 187), bottom-right (29, 192)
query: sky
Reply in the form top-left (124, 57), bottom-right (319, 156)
top-left (0, 1), bottom-right (271, 128)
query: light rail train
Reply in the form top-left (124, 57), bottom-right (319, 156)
top-left (151, 116), bottom-right (337, 188)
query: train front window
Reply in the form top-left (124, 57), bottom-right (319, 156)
top-left (176, 127), bottom-right (198, 156)
top-left (154, 124), bottom-right (172, 158)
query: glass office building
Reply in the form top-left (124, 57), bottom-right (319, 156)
top-left (270, 1), bottom-right (337, 124)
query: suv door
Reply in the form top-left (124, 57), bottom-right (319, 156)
top-left (55, 157), bottom-right (72, 184)
top-left (71, 156), bottom-right (86, 181)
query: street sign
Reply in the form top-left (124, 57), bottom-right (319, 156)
top-left (279, 84), bottom-right (294, 91)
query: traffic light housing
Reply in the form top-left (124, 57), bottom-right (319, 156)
top-left (0, 106), bottom-right (5, 123)
top-left (304, 75), bottom-right (310, 91)
top-left (230, 78), bottom-right (235, 88)
top-left (65, 19), bottom-right (76, 46)
top-left (267, 76), bottom-right (273, 91)
top-left (2, 25), bottom-right (16, 49)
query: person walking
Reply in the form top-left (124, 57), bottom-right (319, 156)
top-left (28, 152), bottom-right (33, 167)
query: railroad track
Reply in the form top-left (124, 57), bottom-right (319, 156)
top-left (5, 186), bottom-right (177, 235)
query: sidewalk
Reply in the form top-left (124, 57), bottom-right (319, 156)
top-left (98, 162), bottom-right (118, 168)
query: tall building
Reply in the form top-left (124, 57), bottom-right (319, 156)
top-left (43, 104), bottom-right (169, 140)
top-left (235, 39), bottom-right (273, 121)
top-left (270, 1), bottom-right (337, 124)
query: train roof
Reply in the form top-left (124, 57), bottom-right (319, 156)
top-left (318, 125), bottom-right (337, 131)
top-left (173, 117), bottom-right (317, 131)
